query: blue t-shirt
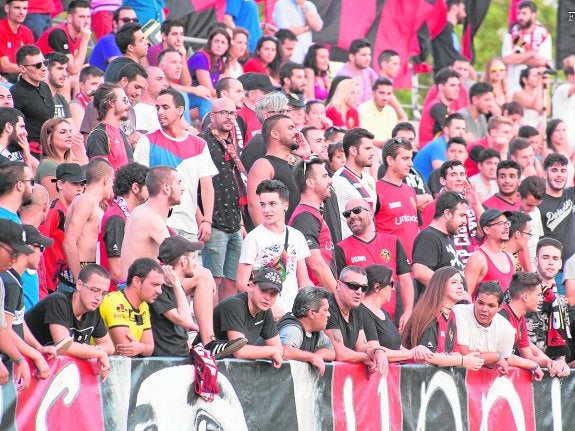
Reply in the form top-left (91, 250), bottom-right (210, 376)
top-left (89, 33), bottom-right (121, 72)
top-left (225, 0), bottom-right (261, 53)
top-left (122, 0), bottom-right (164, 25)
top-left (22, 269), bottom-right (39, 311)
top-left (413, 135), bottom-right (447, 182)
top-left (0, 207), bottom-right (20, 223)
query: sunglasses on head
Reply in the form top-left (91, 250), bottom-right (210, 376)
top-left (342, 281), bottom-right (369, 293)
top-left (342, 206), bottom-right (369, 218)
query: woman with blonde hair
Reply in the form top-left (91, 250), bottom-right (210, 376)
top-left (325, 77), bottom-right (360, 129)
top-left (36, 119), bottom-right (87, 200)
top-left (402, 266), bottom-right (484, 370)
top-left (483, 57), bottom-right (508, 111)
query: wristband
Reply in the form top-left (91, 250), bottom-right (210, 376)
top-left (14, 356), bottom-right (24, 364)
top-left (532, 363), bottom-right (540, 372)
top-left (201, 220), bottom-right (212, 225)
top-left (461, 355), bottom-right (464, 367)
top-left (496, 352), bottom-right (503, 362)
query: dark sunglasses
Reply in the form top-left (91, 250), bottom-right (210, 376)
top-left (22, 59), bottom-right (49, 69)
top-left (342, 206), bottom-right (369, 218)
top-left (342, 281), bottom-right (369, 293)
top-left (117, 17), bottom-right (139, 23)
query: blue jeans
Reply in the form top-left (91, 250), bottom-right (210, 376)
top-left (188, 94), bottom-right (212, 119)
top-left (24, 14), bottom-right (52, 41)
top-left (202, 228), bottom-right (242, 280)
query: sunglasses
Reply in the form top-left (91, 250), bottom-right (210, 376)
top-left (342, 280), bottom-right (369, 293)
top-left (342, 206), bottom-right (369, 218)
top-left (490, 67), bottom-right (506, 73)
top-left (117, 17), bottom-right (139, 23)
top-left (22, 59), bottom-right (49, 69)
top-left (21, 178), bottom-right (35, 186)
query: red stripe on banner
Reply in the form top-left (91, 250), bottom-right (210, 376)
top-left (15, 357), bottom-right (103, 431)
top-left (336, 0), bottom-right (378, 52)
top-left (466, 367), bottom-right (535, 430)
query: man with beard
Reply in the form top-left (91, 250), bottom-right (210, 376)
top-left (465, 209), bottom-right (516, 296)
top-left (540, 154), bottom-right (575, 297)
top-left (459, 83), bottom-right (495, 143)
top-left (120, 166), bottom-right (186, 280)
top-left (483, 160), bottom-right (524, 212)
top-left (62, 158), bottom-right (114, 291)
top-left (412, 191), bottom-right (467, 298)
top-left (86, 83), bottom-right (134, 173)
top-left (0, 108), bottom-right (36, 170)
top-left (212, 78), bottom-right (246, 147)
top-left (246, 115), bottom-right (302, 226)
top-left (280, 62), bottom-right (307, 98)
top-left (335, 39), bottom-right (378, 104)
top-left (11, 45), bottom-right (54, 157)
top-left (374, 137), bottom-right (418, 261)
top-left (331, 128), bottom-right (376, 239)
top-left (98, 162), bottom-right (148, 290)
top-left (290, 158), bottom-right (337, 291)
top-left (335, 198), bottom-right (413, 329)
top-left (154, 236), bottom-right (247, 358)
top-left (45, 52), bottom-right (71, 119)
top-left (0, 161), bottom-right (33, 222)
top-left (502, 0), bottom-right (552, 95)
top-left (135, 88), bottom-right (217, 244)
top-left (200, 98), bottom-right (245, 300)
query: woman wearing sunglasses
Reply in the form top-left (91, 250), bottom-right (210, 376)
top-left (402, 266), bottom-right (484, 370)
top-left (483, 58), bottom-right (509, 111)
top-left (360, 264), bottom-right (432, 363)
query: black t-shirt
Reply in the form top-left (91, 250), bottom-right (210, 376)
top-left (326, 293), bottom-right (365, 349)
top-left (412, 226), bottom-right (464, 296)
top-left (1, 269), bottom-right (24, 339)
top-left (213, 292), bottom-right (278, 344)
top-left (103, 215), bottom-right (126, 258)
top-left (149, 284), bottom-right (190, 357)
top-left (54, 93), bottom-right (71, 119)
top-left (323, 190), bottom-right (342, 245)
top-left (25, 292), bottom-right (108, 345)
top-left (200, 129), bottom-right (241, 233)
top-left (359, 304), bottom-right (401, 350)
top-left (418, 312), bottom-right (458, 353)
top-left (11, 78), bottom-right (55, 143)
top-left (539, 188), bottom-right (575, 261)
top-left (431, 22), bottom-right (459, 73)
top-left (103, 56), bottom-right (137, 83)
top-left (240, 133), bottom-right (266, 173)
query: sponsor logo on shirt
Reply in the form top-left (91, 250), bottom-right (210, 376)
top-left (389, 201), bottom-right (402, 209)
top-left (351, 255), bottom-right (367, 263)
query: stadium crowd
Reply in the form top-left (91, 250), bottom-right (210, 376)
top-left (0, 0), bottom-right (574, 391)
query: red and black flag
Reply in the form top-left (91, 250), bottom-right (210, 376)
top-left (461, 0), bottom-right (492, 63)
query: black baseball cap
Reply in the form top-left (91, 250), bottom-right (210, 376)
top-left (22, 224), bottom-right (54, 247)
top-left (252, 268), bottom-right (283, 292)
top-left (285, 92), bottom-right (305, 108)
top-left (53, 163), bottom-right (86, 183)
top-left (479, 208), bottom-right (513, 228)
top-left (240, 73), bottom-right (278, 93)
top-left (158, 236), bottom-right (204, 264)
top-left (0, 219), bottom-right (34, 254)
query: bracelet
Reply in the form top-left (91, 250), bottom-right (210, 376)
top-left (460, 355), bottom-right (464, 367)
top-left (532, 363), bottom-right (540, 372)
top-left (496, 352), bottom-right (503, 362)
top-left (14, 356), bottom-right (24, 364)
top-left (201, 220), bottom-right (212, 225)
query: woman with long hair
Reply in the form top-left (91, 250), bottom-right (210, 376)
top-left (227, 27), bottom-right (249, 79)
top-left (360, 265), bottom-right (431, 363)
top-left (36, 119), bottom-right (85, 200)
top-left (303, 43), bottom-right (331, 101)
top-left (243, 36), bottom-right (281, 85)
top-left (325, 77), bottom-right (360, 129)
top-left (483, 57), bottom-right (509, 110)
top-left (187, 28), bottom-right (231, 118)
top-left (402, 267), bottom-right (484, 369)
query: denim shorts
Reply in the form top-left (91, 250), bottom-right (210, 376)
top-left (201, 228), bottom-right (242, 280)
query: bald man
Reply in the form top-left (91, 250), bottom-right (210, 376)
top-left (19, 185), bottom-right (50, 227)
top-left (134, 66), bottom-right (170, 133)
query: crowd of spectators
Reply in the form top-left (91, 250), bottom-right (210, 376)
top-left (0, 0), bottom-right (574, 392)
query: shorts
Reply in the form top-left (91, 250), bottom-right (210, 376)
top-left (201, 228), bottom-right (242, 280)
top-left (172, 228), bottom-right (202, 265)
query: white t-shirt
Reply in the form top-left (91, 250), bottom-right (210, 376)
top-left (240, 225), bottom-right (310, 313)
top-left (552, 82), bottom-right (575, 150)
top-left (133, 103), bottom-right (161, 133)
top-left (453, 303), bottom-right (515, 358)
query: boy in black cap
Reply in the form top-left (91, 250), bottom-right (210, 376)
top-left (2, 225), bottom-right (57, 380)
top-left (465, 208), bottom-right (515, 296)
top-left (40, 162), bottom-right (86, 294)
top-left (153, 235), bottom-right (247, 359)
top-left (212, 267), bottom-right (283, 367)
top-left (0, 219), bottom-right (33, 389)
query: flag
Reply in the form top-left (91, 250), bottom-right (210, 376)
top-left (461, 0), bottom-right (492, 63)
top-left (557, 0), bottom-right (575, 68)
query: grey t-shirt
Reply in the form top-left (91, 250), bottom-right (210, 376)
top-left (458, 107), bottom-right (488, 140)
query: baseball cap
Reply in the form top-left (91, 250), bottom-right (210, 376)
top-left (158, 236), bottom-right (204, 264)
top-left (0, 219), bottom-right (34, 255)
top-left (240, 73), bottom-right (278, 93)
top-left (22, 224), bottom-right (54, 248)
top-left (479, 208), bottom-right (513, 228)
top-left (53, 163), bottom-right (86, 183)
top-left (252, 268), bottom-right (283, 292)
top-left (285, 92), bottom-right (305, 108)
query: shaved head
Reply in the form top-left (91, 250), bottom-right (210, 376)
top-left (211, 97), bottom-right (236, 112)
top-left (345, 198), bottom-right (370, 211)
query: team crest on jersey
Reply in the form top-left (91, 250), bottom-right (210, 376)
top-left (380, 249), bottom-right (391, 262)
top-left (448, 326), bottom-right (454, 342)
top-left (410, 196), bottom-right (416, 209)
